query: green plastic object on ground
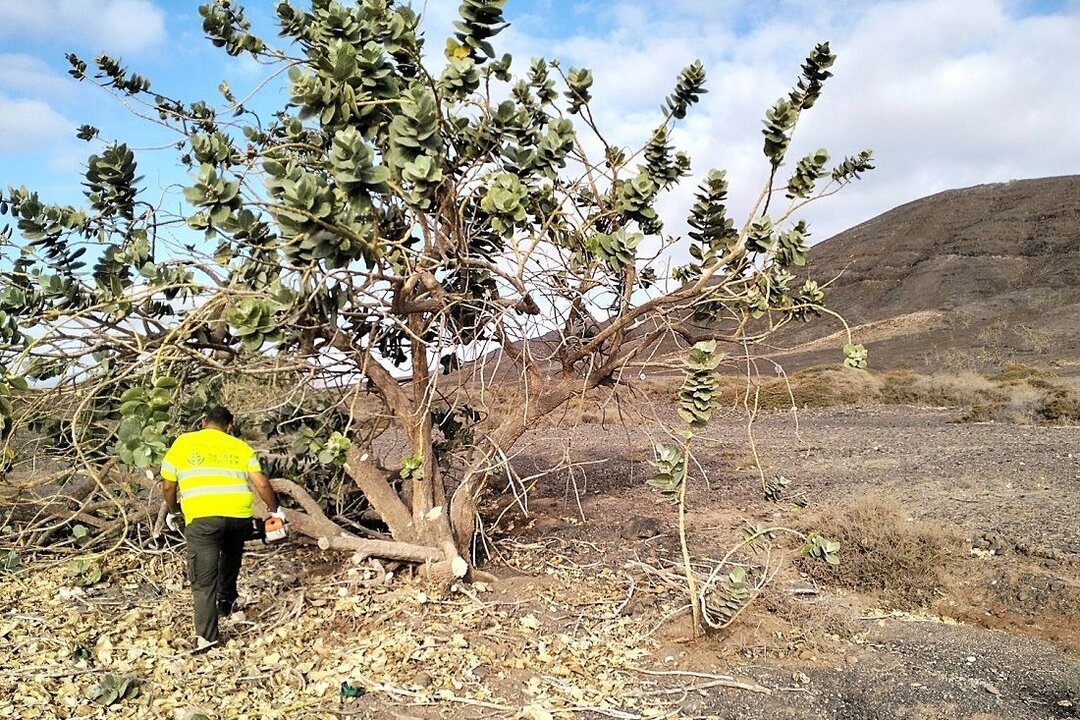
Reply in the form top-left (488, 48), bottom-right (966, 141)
top-left (340, 681), bottom-right (365, 698)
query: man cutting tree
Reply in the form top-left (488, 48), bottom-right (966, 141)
top-left (161, 406), bottom-right (286, 652)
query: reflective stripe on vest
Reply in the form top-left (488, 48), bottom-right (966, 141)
top-left (180, 483), bottom-right (252, 501)
top-left (176, 467), bottom-right (248, 482)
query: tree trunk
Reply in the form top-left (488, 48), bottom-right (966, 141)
top-left (446, 374), bottom-right (592, 552)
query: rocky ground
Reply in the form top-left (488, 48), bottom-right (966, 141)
top-left (507, 405), bottom-right (1080, 718)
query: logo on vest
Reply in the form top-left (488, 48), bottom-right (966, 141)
top-left (188, 452), bottom-right (205, 466)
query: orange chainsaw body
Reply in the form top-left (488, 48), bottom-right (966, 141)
top-left (264, 516), bottom-right (287, 543)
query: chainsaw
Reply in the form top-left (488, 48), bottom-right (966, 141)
top-left (263, 514), bottom-right (287, 543)
top-left (248, 513), bottom-right (288, 543)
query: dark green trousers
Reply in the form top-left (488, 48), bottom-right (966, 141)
top-left (184, 516), bottom-right (250, 643)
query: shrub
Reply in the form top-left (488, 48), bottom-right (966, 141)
top-left (988, 362), bottom-right (1055, 384)
top-left (799, 496), bottom-right (963, 609)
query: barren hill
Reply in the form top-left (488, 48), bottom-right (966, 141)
top-left (769, 175), bottom-right (1080, 372)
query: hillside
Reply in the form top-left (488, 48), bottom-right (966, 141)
top-left (768, 175), bottom-right (1080, 372)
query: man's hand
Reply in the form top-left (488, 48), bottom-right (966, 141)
top-left (270, 507), bottom-right (287, 521)
top-left (165, 512), bottom-right (183, 532)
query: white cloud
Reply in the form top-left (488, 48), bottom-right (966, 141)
top-left (0, 54), bottom-right (71, 97)
top-left (490, 0), bottom-right (1080, 241)
top-left (0, 0), bottom-right (167, 55)
top-left (3, 0), bottom-right (1075, 246)
top-left (0, 96), bottom-right (72, 153)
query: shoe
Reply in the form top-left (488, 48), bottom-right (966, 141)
top-left (216, 600), bottom-right (236, 616)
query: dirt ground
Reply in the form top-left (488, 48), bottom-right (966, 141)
top-left (1, 405), bottom-right (1077, 719)
top-left (501, 404), bottom-right (1080, 719)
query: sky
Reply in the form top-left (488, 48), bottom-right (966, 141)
top-left (1, 0), bottom-right (1079, 244)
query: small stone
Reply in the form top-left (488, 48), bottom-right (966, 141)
top-left (413, 671), bottom-right (433, 687)
top-left (620, 517), bottom-right (661, 540)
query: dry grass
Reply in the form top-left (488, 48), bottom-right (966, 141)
top-left (635, 362), bottom-right (1080, 425)
top-left (800, 496), bottom-right (964, 610)
top-left (699, 366), bottom-right (883, 411)
top-left (964, 385), bottom-right (1080, 424)
top-left (430, 362), bottom-right (1080, 429)
top-left (755, 584), bottom-right (862, 649)
top-left (988, 362), bottom-right (1056, 384)
top-left (878, 369), bottom-right (1001, 406)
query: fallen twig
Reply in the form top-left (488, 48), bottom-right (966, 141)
top-left (627, 667), bottom-right (772, 695)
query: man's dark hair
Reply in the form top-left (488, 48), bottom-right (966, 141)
top-left (204, 406), bottom-right (234, 428)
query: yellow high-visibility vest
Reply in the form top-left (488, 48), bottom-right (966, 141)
top-left (160, 428), bottom-right (260, 523)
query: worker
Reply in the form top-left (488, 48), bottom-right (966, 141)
top-left (160, 406), bottom-right (285, 652)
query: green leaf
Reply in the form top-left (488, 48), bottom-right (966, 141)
top-left (119, 388), bottom-right (143, 403)
top-left (843, 342), bottom-right (868, 369)
top-left (0, 550), bottom-right (23, 576)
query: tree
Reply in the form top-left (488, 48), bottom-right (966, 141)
top-left (0, 0), bottom-right (871, 581)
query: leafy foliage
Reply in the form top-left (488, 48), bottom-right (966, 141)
top-left (677, 170), bottom-right (738, 282)
top-left (113, 377), bottom-right (177, 468)
top-left (565, 68), bottom-right (593, 114)
top-left (832, 149), bottom-right (876, 183)
top-left (0, 0), bottom-right (871, 562)
top-left (678, 341), bottom-right (722, 427)
top-left (700, 566), bottom-right (750, 628)
top-left (844, 342), bottom-right (869, 369)
top-left (802, 532), bottom-right (842, 566)
top-left (663, 61), bottom-right (707, 120)
top-left (647, 443), bottom-right (685, 496)
top-left (786, 149), bottom-right (829, 199)
top-left (87, 673), bottom-right (139, 707)
top-left (399, 454), bottom-right (423, 481)
top-left (447, 0), bottom-right (509, 64)
top-left (764, 474), bottom-right (790, 502)
top-left (67, 557), bottom-right (106, 586)
top-left (0, 550), bottom-right (22, 576)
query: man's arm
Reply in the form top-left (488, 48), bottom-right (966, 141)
top-left (163, 479), bottom-right (180, 514)
top-left (249, 471), bottom-right (280, 514)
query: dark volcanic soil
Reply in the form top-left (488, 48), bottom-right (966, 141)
top-left (500, 405), bottom-right (1080, 719)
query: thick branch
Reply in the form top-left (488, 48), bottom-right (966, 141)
top-left (260, 478), bottom-right (443, 565)
top-left (343, 447), bottom-right (416, 542)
